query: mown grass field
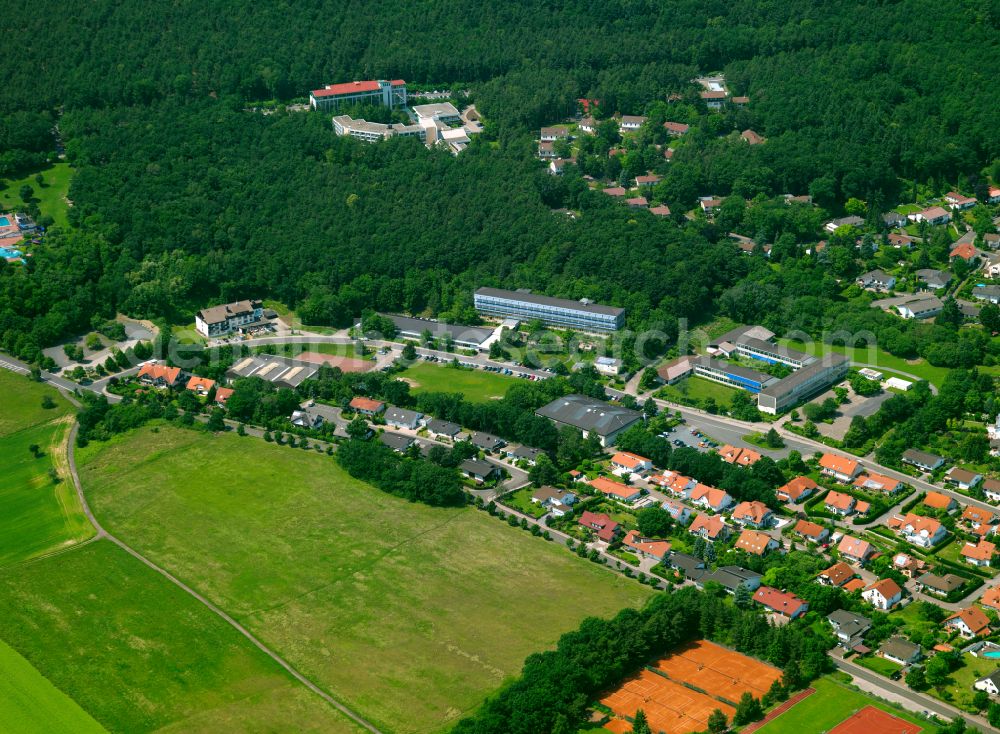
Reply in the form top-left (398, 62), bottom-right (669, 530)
top-left (79, 425), bottom-right (653, 733)
top-left (0, 540), bottom-right (363, 734)
top-left (401, 362), bottom-right (515, 402)
top-left (0, 639), bottom-right (107, 734)
top-left (657, 375), bottom-right (739, 408)
top-left (0, 162), bottom-right (74, 229)
top-left (754, 676), bottom-right (938, 733)
top-left (0, 370), bottom-right (93, 565)
top-left (777, 337), bottom-right (950, 388)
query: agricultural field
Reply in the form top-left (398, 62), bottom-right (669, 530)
top-left (400, 362), bottom-right (515, 402)
top-left (0, 370), bottom-right (92, 565)
top-left (78, 425), bottom-right (653, 733)
top-left (0, 540), bottom-right (362, 734)
top-left (0, 639), bottom-right (107, 734)
top-left (777, 338), bottom-right (950, 388)
top-left (754, 676), bottom-right (938, 734)
top-left (0, 161), bottom-right (74, 229)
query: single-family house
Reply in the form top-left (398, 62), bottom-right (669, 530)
top-left (887, 513), bottom-right (947, 548)
top-left (777, 476), bottom-right (818, 503)
top-left (914, 572), bottom-right (964, 597)
top-left (137, 362), bottom-right (182, 388)
top-left (820, 453), bottom-right (862, 482)
top-left (717, 445), bottom-right (762, 468)
top-left (741, 129), bottom-right (764, 145)
top-left (349, 396), bottom-right (386, 416)
top-left (626, 196), bottom-right (648, 209)
top-left (635, 174), bottom-right (661, 188)
top-left (753, 586), bottom-right (808, 619)
top-left (650, 204), bottom-right (672, 217)
top-left (944, 607), bottom-right (992, 639)
top-left (909, 206), bottom-right (951, 225)
top-left (730, 501), bottom-right (774, 528)
top-left (825, 491), bottom-right (866, 516)
top-left (424, 418), bottom-right (461, 439)
top-left (689, 484), bottom-right (734, 513)
top-left (379, 432), bottom-right (416, 453)
top-left (962, 505), bottom-right (998, 531)
top-left (670, 553), bottom-right (706, 581)
top-left (981, 587), bottom-right (1000, 612)
top-left (915, 269), bottom-right (952, 290)
top-left (590, 476), bottom-right (643, 505)
top-left (901, 449), bottom-right (945, 472)
top-left (578, 511), bottom-right (620, 542)
top-left (883, 212), bottom-right (909, 229)
top-left (735, 529), bottom-right (779, 556)
top-left (540, 127), bottom-right (569, 142)
top-left (214, 387), bottom-right (234, 407)
top-left (944, 191), bottom-right (977, 210)
top-left (460, 458), bottom-right (502, 484)
top-left (538, 141), bottom-right (556, 159)
top-left (185, 375), bottom-right (216, 395)
top-left (700, 198), bottom-right (723, 215)
top-left (828, 609), bottom-right (872, 648)
top-left (622, 530), bottom-right (671, 561)
top-left (879, 637), bottom-right (922, 665)
top-left (794, 519), bottom-right (829, 544)
top-left (973, 671), bottom-right (1000, 696)
top-left (896, 295), bottom-right (944, 320)
top-left (951, 242), bottom-right (979, 262)
top-left (548, 158), bottom-right (571, 176)
top-left (700, 90), bottom-right (727, 109)
top-left (290, 409), bottom-right (323, 429)
top-left (610, 452), bottom-right (653, 476)
top-left (825, 215), bottom-right (864, 233)
top-left (699, 566), bottom-right (762, 594)
top-left (384, 406), bottom-right (423, 430)
top-left (960, 541), bottom-right (996, 567)
top-left (838, 536), bottom-right (874, 565)
top-left (506, 445), bottom-right (544, 465)
top-left (659, 471), bottom-right (696, 497)
top-left (818, 562), bottom-right (856, 587)
top-left (470, 431), bottom-right (505, 452)
top-left (857, 270), bottom-right (896, 292)
top-left (530, 486), bottom-right (577, 516)
top-left (593, 356), bottom-right (621, 376)
top-left (662, 499), bottom-right (691, 525)
top-left (689, 513), bottom-right (729, 541)
top-left (892, 552), bottom-right (925, 578)
top-left (578, 116), bottom-right (596, 134)
top-left (619, 115), bottom-right (646, 132)
top-left (862, 578), bottom-right (903, 610)
top-left (853, 473), bottom-right (904, 494)
top-left (663, 121), bottom-right (689, 136)
top-left (945, 467), bottom-right (983, 490)
top-left (923, 491), bottom-right (958, 512)
top-left (985, 478), bottom-right (1000, 503)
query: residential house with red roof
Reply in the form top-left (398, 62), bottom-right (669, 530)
top-left (960, 541), bottom-right (996, 567)
top-left (777, 476), bottom-right (817, 503)
top-left (735, 529), bottom-right (778, 556)
top-left (944, 607), bottom-right (992, 639)
top-left (818, 561), bottom-right (856, 587)
top-left (622, 530), bottom-right (671, 562)
top-left (663, 121), bottom-right (689, 136)
top-left (578, 511), bottom-right (620, 542)
top-left (793, 519), bottom-right (829, 544)
top-left (753, 587), bottom-right (808, 619)
top-left (838, 536), bottom-right (874, 565)
top-left (923, 491), bottom-right (958, 512)
top-left (961, 505), bottom-right (997, 532)
top-left (853, 473), bottom-right (904, 495)
top-left (862, 578), bottom-right (903, 610)
top-left (892, 552), bottom-right (926, 578)
top-left (819, 453), bottom-right (862, 483)
top-left (137, 362), bottom-right (182, 388)
top-left (185, 375), bottom-right (216, 395)
top-left (610, 452), bottom-right (653, 476)
top-left (825, 490), bottom-right (868, 517)
top-left (718, 445), bottom-right (762, 468)
top-left (689, 514), bottom-right (729, 541)
top-left (730, 501), bottom-right (774, 529)
top-left (944, 191), bottom-right (977, 210)
top-left (950, 242), bottom-right (978, 261)
top-left (908, 206), bottom-right (951, 225)
top-left (590, 476), bottom-right (644, 505)
top-left (689, 484), bottom-right (733, 512)
top-left (661, 499), bottom-right (691, 525)
top-left (887, 513), bottom-right (947, 548)
top-left (981, 586), bottom-right (1000, 611)
top-left (349, 396), bottom-right (386, 415)
top-left (214, 387), bottom-right (234, 407)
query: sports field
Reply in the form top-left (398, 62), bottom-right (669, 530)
top-left (401, 362), bottom-right (515, 401)
top-left (78, 425), bottom-right (652, 733)
top-left (0, 370), bottom-right (93, 565)
top-left (0, 540), bottom-right (362, 733)
top-left (753, 676), bottom-right (937, 734)
top-left (0, 639), bottom-right (107, 734)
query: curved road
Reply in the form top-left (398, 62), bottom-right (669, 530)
top-left (63, 422), bottom-right (386, 734)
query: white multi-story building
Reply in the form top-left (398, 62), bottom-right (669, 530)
top-left (195, 300), bottom-right (263, 338)
top-left (333, 115), bottom-right (425, 143)
top-left (310, 79), bottom-right (408, 111)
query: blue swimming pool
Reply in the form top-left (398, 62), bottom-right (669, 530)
top-left (0, 216), bottom-right (10, 227)
top-left (0, 246), bottom-right (22, 259)
top-left (983, 650), bottom-right (1000, 659)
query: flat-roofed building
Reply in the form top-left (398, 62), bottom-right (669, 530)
top-left (333, 115), bottom-right (425, 143)
top-left (535, 394), bottom-right (641, 446)
top-left (227, 354), bottom-right (318, 388)
top-left (310, 79), bottom-right (407, 111)
top-left (692, 356), bottom-right (778, 393)
top-left (413, 102), bottom-right (461, 124)
top-left (757, 354), bottom-right (849, 414)
top-left (381, 313), bottom-right (493, 351)
top-left (196, 299), bottom-right (264, 337)
top-left (474, 287), bottom-right (625, 332)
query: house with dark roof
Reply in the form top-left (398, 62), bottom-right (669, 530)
top-left (425, 418), bottom-right (461, 439)
top-left (914, 572), bottom-right (965, 597)
top-left (945, 467), bottom-right (983, 491)
top-left (384, 406), bottom-right (423, 430)
top-left (669, 552), bottom-right (706, 581)
top-left (578, 511), bottom-right (620, 542)
top-left (901, 449), bottom-right (945, 472)
top-left (470, 431), bottom-right (506, 452)
top-left (505, 445), bottom-right (544, 465)
top-left (699, 566), bottom-right (761, 594)
top-left (974, 670), bottom-right (1000, 696)
top-left (460, 458), bottom-right (502, 484)
top-left (530, 486), bottom-right (577, 516)
top-left (379, 432), bottom-right (416, 453)
top-left (879, 637), bottom-right (922, 665)
top-left (828, 609), bottom-right (871, 648)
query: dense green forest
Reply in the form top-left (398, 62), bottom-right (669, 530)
top-left (2, 0), bottom-right (1000, 361)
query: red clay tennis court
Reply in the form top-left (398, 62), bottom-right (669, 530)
top-left (654, 640), bottom-right (782, 702)
top-left (601, 669), bottom-right (736, 734)
top-left (828, 706), bottom-right (922, 734)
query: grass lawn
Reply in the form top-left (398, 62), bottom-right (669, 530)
top-left (754, 676), bottom-right (938, 733)
top-left (78, 426), bottom-right (653, 733)
top-left (777, 337), bottom-right (950, 388)
top-left (401, 362), bottom-right (515, 402)
top-left (0, 370), bottom-right (93, 566)
top-left (0, 540), bottom-right (362, 734)
top-left (856, 655), bottom-right (902, 677)
top-left (657, 375), bottom-right (739, 409)
top-left (0, 638), bottom-right (107, 734)
top-left (926, 652), bottom-right (998, 711)
top-left (501, 487), bottom-right (548, 518)
top-left (0, 162), bottom-right (74, 230)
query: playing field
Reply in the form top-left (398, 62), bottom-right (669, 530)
top-left (753, 676), bottom-right (937, 734)
top-left (0, 370), bottom-right (93, 565)
top-left (78, 425), bottom-right (652, 733)
top-left (0, 638), bottom-right (107, 734)
top-left (829, 707), bottom-right (921, 734)
top-left (602, 641), bottom-right (779, 734)
top-left (0, 540), bottom-right (363, 733)
top-left (401, 362), bottom-right (515, 401)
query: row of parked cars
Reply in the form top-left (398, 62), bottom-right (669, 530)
top-left (419, 354), bottom-right (547, 380)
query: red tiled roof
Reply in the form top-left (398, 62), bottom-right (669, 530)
top-left (923, 491), bottom-right (955, 510)
top-left (960, 541), bottom-right (995, 562)
top-left (137, 363), bottom-right (181, 385)
top-left (865, 578), bottom-right (902, 599)
top-left (794, 519), bottom-right (827, 539)
top-left (825, 490), bottom-right (855, 511)
top-left (185, 375), bottom-right (215, 393)
top-left (623, 530), bottom-right (671, 560)
top-left (350, 396), bottom-right (385, 412)
top-left (611, 452), bottom-right (650, 470)
top-left (214, 387), bottom-right (234, 405)
top-left (590, 476), bottom-right (640, 501)
top-left (650, 205), bottom-right (672, 216)
top-left (732, 500), bottom-right (771, 525)
top-left (777, 476), bottom-right (818, 502)
top-left (820, 453), bottom-right (859, 476)
top-left (950, 242), bottom-right (977, 260)
top-left (689, 513), bottom-right (727, 539)
top-left (945, 607), bottom-right (991, 636)
top-left (820, 562), bottom-right (855, 586)
top-left (838, 535), bottom-right (872, 560)
top-left (753, 586), bottom-right (806, 616)
top-left (735, 529), bottom-right (774, 556)
top-left (718, 445), bottom-right (762, 467)
top-left (312, 79), bottom-right (405, 97)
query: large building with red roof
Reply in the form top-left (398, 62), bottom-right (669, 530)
top-left (310, 79), bottom-right (408, 111)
